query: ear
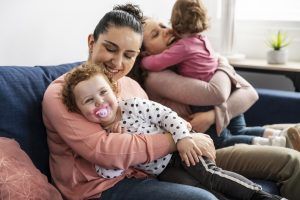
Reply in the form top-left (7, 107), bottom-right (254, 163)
top-left (88, 34), bottom-right (95, 53)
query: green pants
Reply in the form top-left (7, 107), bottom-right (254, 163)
top-left (216, 144), bottom-right (300, 200)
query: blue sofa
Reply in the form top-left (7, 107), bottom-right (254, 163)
top-left (1, 62), bottom-right (299, 196)
top-left (245, 88), bottom-right (300, 126)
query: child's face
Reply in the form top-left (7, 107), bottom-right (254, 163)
top-left (73, 74), bottom-right (119, 126)
top-left (143, 18), bottom-right (175, 55)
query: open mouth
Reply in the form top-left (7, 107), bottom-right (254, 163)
top-left (103, 64), bottom-right (119, 76)
top-left (167, 36), bottom-right (176, 47)
top-left (106, 67), bottom-right (119, 73)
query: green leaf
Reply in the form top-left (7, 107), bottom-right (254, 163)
top-left (267, 30), bottom-right (290, 50)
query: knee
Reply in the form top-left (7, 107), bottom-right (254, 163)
top-left (284, 149), bottom-right (300, 168)
top-left (271, 148), bottom-right (300, 179)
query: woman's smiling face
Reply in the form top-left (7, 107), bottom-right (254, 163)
top-left (88, 26), bottom-right (142, 81)
top-left (142, 18), bottom-right (175, 55)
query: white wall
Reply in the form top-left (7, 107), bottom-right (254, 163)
top-left (0, 0), bottom-right (177, 66)
top-left (1, 0), bottom-right (299, 66)
top-left (1, 0), bottom-right (298, 91)
top-left (0, 0), bottom-right (218, 66)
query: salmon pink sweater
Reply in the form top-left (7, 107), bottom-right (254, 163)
top-left (42, 73), bottom-right (174, 200)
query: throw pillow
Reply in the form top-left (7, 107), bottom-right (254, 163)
top-left (0, 137), bottom-right (62, 200)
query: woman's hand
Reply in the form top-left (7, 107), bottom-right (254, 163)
top-left (191, 133), bottom-right (216, 161)
top-left (188, 110), bottom-right (215, 133)
top-left (177, 137), bottom-right (202, 167)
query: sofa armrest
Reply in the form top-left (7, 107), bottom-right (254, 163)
top-left (0, 62), bottom-right (80, 180)
top-left (244, 88), bottom-right (300, 126)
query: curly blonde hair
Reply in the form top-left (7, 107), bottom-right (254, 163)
top-left (62, 63), bottom-right (117, 112)
top-left (171, 0), bottom-right (209, 35)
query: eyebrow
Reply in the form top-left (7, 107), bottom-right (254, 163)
top-left (80, 87), bottom-right (105, 103)
top-left (104, 40), bottom-right (140, 53)
top-left (81, 94), bottom-right (93, 102)
top-left (79, 96), bottom-right (91, 105)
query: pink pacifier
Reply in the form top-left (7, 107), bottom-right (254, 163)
top-left (95, 105), bottom-right (109, 118)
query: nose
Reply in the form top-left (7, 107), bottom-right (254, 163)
top-left (111, 53), bottom-right (122, 69)
top-left (163, 28), bottom-right (173, 38)
top-left (95, 97), bottom-right (104, 107)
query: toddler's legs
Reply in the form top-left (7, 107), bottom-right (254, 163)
top-left (252, 136), bottom-right (286, 147)
top-left (271, 124), bottom-right (300, 150)
top-left (158, 153), bottom-right (230, 200)
top-left (254, 126), bottom-right (300, 150)
top-left (182, 156), bottom-right (285, 200)
top-left (182, 156), bottom-right (260, 199)
top-left (262, 128), bottom-right (282, 138)
top-left (210, 115), bottom-right (264, 148)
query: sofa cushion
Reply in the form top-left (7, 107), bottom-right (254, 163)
top-left (245, 88), bottom-right (300, 126)
top-left (0, 137), bottom-right (62, 199)
top-left (0, 62), bottom-right (81, 179)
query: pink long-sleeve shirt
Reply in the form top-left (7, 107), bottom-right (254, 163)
top-left (42, 72), bottom-right (174, 200)
top-left (142, 34), bottom-right (218, 82)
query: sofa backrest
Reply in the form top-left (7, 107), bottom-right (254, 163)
top-left (0, 62), bottom-right (82, 179)
top-left (245, 88), bottom-right (300, 126)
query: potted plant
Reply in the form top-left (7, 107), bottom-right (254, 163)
top-left (266, 30), bottom-right (290, 64)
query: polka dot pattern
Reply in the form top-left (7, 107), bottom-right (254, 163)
top-left (95, 98), bottom-right (191, 179)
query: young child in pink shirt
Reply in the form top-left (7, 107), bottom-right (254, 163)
top-left (142, 0), bottom-right (217, 82)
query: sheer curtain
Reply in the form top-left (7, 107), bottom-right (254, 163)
top-left (219, 0), bottom-right (245, 61)
top-left (220, 0), bottom-right (236, 56)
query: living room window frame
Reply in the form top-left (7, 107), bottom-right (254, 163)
top-left (210, 0), bottom-right (300, 61)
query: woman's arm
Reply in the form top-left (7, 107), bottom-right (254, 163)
top-left (43, 75), bottom-right (176, 170)
top-left (217, 55), bottom-right (259, 120)
top-left (210, 76), bottom-right (258, 134)
top-left (144, 60), bottom-right (258, 120)
top-left (186, 75), bottom-right (258, 134)
top-left (145, 69), bottom-right (232, 106)
top-left (141, 42), bottom-right (187, 71)
top-left (189, 110), bottom-right (215, 133)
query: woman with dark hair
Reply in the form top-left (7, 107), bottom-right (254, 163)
top-left (43, 3), bottom-right (218, 200)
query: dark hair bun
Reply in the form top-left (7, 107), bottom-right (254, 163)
top-left (113, 3), bottom-right (143, 23)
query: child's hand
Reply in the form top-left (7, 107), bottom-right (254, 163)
top-left (177, 137), bottom-right (202, 167)
top-left (186, 122), bottom-right (192, 131)
top-left (107, 121), bottom-right (123, 133)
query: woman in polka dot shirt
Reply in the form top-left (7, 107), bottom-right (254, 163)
top-left (61, 63), bottom-right (285, 200)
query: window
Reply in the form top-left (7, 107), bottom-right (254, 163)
top-left (216, 0), bottom-right (300, 21)
top-left (207, 0), bottom-right (300, 61)
top-left (235, 0), bottom-right (300, 21)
